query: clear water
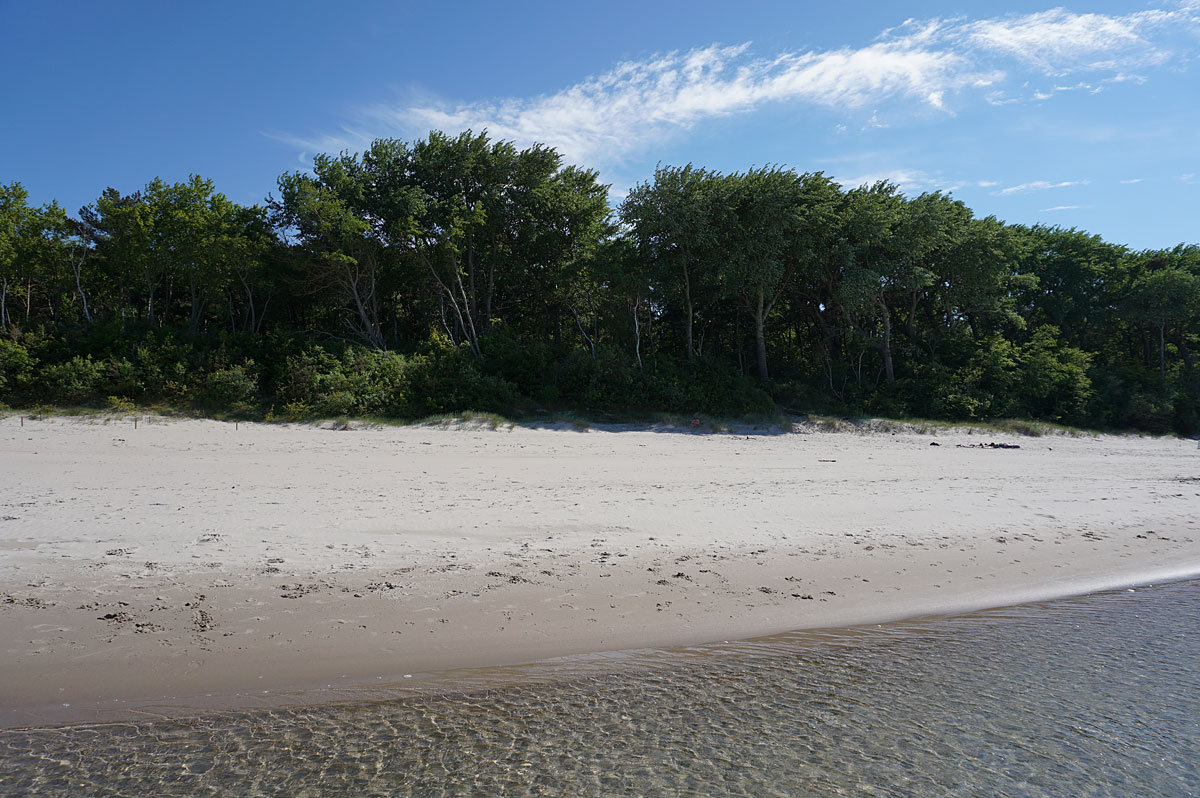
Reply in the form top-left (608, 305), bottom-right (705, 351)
top-left (2, 580), bottom-right (1198, 797)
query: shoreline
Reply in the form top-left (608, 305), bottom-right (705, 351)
top-left (5, 571), bottom-right (1200, 731)
top-left (3, 416), bottom-right (1199, 727)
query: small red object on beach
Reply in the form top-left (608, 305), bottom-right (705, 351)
top-left (691, 418), bottom-right (700, 426)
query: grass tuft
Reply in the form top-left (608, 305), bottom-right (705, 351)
top-left (793, 414), bottom-right (1093, 438)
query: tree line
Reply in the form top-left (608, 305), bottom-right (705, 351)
top-left (2, 130), bottom-right (1198, 431)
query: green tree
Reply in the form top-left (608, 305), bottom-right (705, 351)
top-left (274, 160), bottom-right (404, 349)
top-left (620, 164), bottom-right (726, 361)
top-left (0, 182), bottom-right (36, 333)
top-left (723, 169), bottom-right (841, 381)
top-left (1124, 250), bottom-right (1200, 381)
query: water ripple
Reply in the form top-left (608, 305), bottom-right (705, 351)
top-left (2, 582), bottom-right (1199, 796)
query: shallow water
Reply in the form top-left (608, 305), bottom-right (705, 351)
top-left (2, 580), bottom-right (1199, 796)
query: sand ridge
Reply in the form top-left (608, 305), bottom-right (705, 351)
top-left (2, 414), bottom-right (1199, 725)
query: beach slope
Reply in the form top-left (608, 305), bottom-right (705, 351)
top-left (2, 416), bottom-right (1198, 725)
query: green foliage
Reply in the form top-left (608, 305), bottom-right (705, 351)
top-left (1123, 390), bottom-right (1176, 434)
top-left (0, 338), bottom-right (35, 394)
top-left (41, 355), bottom-right (103, 403)
top-left (100, 357), bottom-right (144, 399)
top-left (402, 349), bottom-right (521, 416)
top-left (199, 362), bottom-right (259, 412)
top-left (106, 395), bottom-right (136, 413)
top-left (1, 133), bottom-right (1197, 432)
top-left (1014, 326), bottom-right (1093, 424)
top-left (277, 346), bottom-right (412, 417)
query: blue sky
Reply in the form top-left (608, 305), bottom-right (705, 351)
top-left (2, 1), bottom-right (1197, 249)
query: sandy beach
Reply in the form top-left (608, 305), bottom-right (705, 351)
top-left (2, 414), bottom-right (1199, 727)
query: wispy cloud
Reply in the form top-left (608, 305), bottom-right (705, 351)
top-left (1120, 178), bottom-right (1143, 184)
top-left (276, 4), bottom-right (1200, 167)
top-left (1040, 205), bottom-right (1082, 211)
top-left (996, 179), bottom-right (1090, 195)
top-left (834, 168), bottom-right (947, 192)
top-left (961, 8), bottom-right (1179, 74)
top-left (375, 40), bottom-right (986, 166)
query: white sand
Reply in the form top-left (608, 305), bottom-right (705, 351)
top-left (2, 414), bottom-right (1199, 725)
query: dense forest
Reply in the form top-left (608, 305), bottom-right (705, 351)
top-left (1, 130), bottom-right (1198, 432)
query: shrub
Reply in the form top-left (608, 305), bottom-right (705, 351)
top-left (106, 395), bottom-right (137, 413)
top-left (134, 333), bottom-right (195, 398)
top-left (98, 357), bottom-right (145, 399)
top-left (0, 338), bottom-right (35, 396)
top-left (1013, 325), bottom-right (1093, 424)
top-left (200, 361), bottom-right (259, 412)
top-left (403, 351), bottom-right (520, 416)
top-left (41, 355), bottom-right (103, 403)
top-left (1124, 390), bottom-right (1174, 433)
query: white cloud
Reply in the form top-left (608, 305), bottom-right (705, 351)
top-left (834, 168), bottom-right (948, 193)
top-left (1120, 178), bottom-right (1143, 184)
top-left (265, 125), bottom-right (377, 167)
top-left (962, 8), bottom-right (1177, 74)
top-left (1040, 205), bottom-right (1081, 211)
top-left (995, 179), bottom-right (1090, 195)
top-left (380, 39), bottom-right (983, 165)
top-left (862, 110), bottom-right (891, 130)
top-left (279, 4), bottom-right (1200, 167)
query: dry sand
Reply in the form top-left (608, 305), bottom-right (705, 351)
top-left (2, 414), bottom-right (1199, 726)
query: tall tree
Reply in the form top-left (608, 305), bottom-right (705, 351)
top-left (1124, 249), bottom-right (1200, 380)
top-left (723, 169), bottom-right (841, 381)
top-left (0, 183), bottom-right (35, 333)
top-left (620, 165), bottom-right (725, 361)
top-left (273, 163), bottom-right (400, 349)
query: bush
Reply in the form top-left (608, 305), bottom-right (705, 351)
top-left (106, 395), bottom-right (137, 413)
top-left (1123, 390), bottom-right (1175, 433)
top-left (1014, 326), bottom-right (1093, 424)
top-left (0, 338), bottom-right (35, 396)
top-left (275, 346), bottom-right (412, 417)
top-left (200, 361), bottom-right (259, 412)
top-left (98, 357), bottom-right (145, 398)
top-left (133, 332), bottom-right (195, 399)
top-left (41, 355), bottom-right (103, 403)
top-left (403, 350), bottom-right (520, 416)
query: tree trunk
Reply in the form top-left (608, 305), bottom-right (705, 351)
top-left (877, 297), bottom-right (895, 383)
top-left (188, 271), bottom-right (205, 335)
top-left (754, 286), bottom-right (769, 382)
top-left (633, 298), bottom-right (643, 371)
top-left (71, 250), bottom-right (92, 325)
top-left (682, 264), bottom-right (694, 361)
top-left (484, 234), bottom-right (498, 334)
top-left (239, 276), bottom-right (255, 334)
top-left (421, 248), bottom-right (480, 357)
top-left (345, 261), bottom-right (384, 350)
top-left (450, 253), bottom-right (482, 358)
top-left (144, 265), bottom-right (157, 325)
top-left (569, 303), bottom-right (596, 359)
top-left (438, 292), bottom-right (455, 342)
top-left (1160, 321), bottom-right (1167, 381)
top-left (735, 312), bottom-right (744, 376)
top-left (467, 230), bottom-right (478, 330)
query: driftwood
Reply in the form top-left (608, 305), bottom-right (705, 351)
top-left (956, 442), bottom-right (1021, 450)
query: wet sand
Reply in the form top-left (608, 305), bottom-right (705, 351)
top-left (2, 414), bottom-right (1199, 726)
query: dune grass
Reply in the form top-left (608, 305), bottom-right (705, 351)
top-left (4, 402), bottom-right (1160, 440)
